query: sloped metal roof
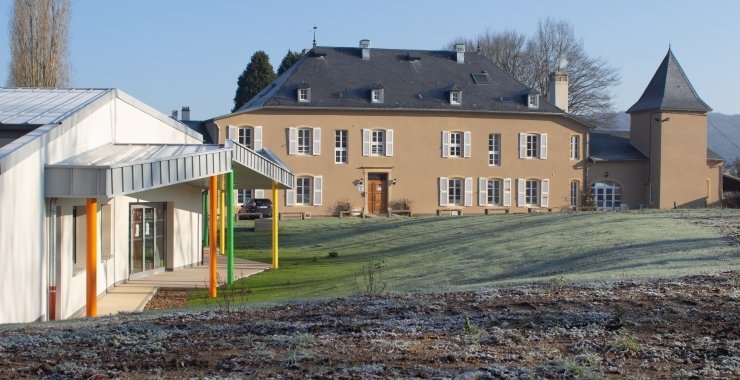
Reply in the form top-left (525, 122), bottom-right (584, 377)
top-left (626, 49), bottom-right (712, 114)
top-left (0, 88), bottom-right (110, 126)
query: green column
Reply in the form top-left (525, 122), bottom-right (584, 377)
top-left (203, 191), bottom-right (209, 246)
top-left (226, 171), bottom-right (235, 284)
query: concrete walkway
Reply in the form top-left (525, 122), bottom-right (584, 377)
top-left (95, 252), bottom-right (271, 317)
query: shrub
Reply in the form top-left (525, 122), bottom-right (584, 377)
top-left (332, 199), bottom-right (352, 216)
top-left (356, 259), bottom-right (387, 295)
top-left (389, 198), bottom-right (413, 210)
top-left (327, 251), bottom-right (339, 258)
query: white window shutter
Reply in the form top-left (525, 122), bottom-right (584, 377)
top-left (288, 127), bottom-right (297, 155)
top-left (503, 178), bottom-right (512, 207)
top-left (254, 189), bottom-right (265, 198)
top-left (439, 177), bottom-right (448, 206)
top-left (478, 177), bottom-right (487, 206)
top-left (313, 176), bottom-right (323, 206)
top-left (517, 178), bottom-right (526, 207)
top-left (540, 133), bottom-right (548, 159)
top-left (362, 129), bottom-right (371, 156)
top-left (285, 189), bottom-right (295, 206)
top-left (442, 131), bottom-right (450, 158)
top-left (519, 133), bottom-right (526, 159)
top-left (541, 179), bottom-right (549, 208)
top-left (254, 126), bottom-right (263, 150)
top-left (385, 129), bottom-right (394, 156)
top-left (312, 128), bottom-right (321, 155)
top-left (464, 177), bottom-right (473, 206)
top-left (463, 131), bottom-right (472, 158)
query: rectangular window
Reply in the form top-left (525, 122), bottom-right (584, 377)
top-left (73, 205), bottom-right (86, 272)
top-left (570, 180), bottom-right (579, 207)
top-left (570, 135), bottom-right (580, 160)
top-left (488, 133), bottom-right (501, 165)
top-left (372, 89), bottom-right (383, 103)
top-left (296, 177), bottom-right (311, 204)
top-left (487, 179), bottom-right (502, 205)
top-left (238, 128), bottom-right (251, 148)
top-left (371, 130), bottom-right (385, 156)
top-left (526, 134), bottom-right (539, 158)
top-left (298, 88), bottom-right (309, 102)
top-left (237, 189), bottom-right (252, 204)
top-left (528, 94), bottom-right (539, 108)
top-left (297, 128), bottom-right (311, 154)
top-left (448, 178), bottom-right (462, 205)
top-left (449, 132), bottom-right (462, 157)
top-left (335, 130), bottom-right (348, 164)
top-left (526, 179), bottom-right (539, 205)
top-left (451, 91), bottom-right (461, 105)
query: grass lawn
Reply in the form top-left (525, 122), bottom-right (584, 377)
top-left (190, 209), bottom-right (739, 305)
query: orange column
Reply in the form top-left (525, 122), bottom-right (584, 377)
top-left (86, 198), bottom-right (97, 317)
top-left (209, 176), bottom-right (218, 298)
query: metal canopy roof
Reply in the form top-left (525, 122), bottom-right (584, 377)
top-left (0, 88), bottom-right (109, 126)
top-left (45, 142), bottom-right (294, 198)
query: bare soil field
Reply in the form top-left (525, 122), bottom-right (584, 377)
top-left (1, 271), bottom-right (738, 379)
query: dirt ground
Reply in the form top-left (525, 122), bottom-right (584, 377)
top-left (0, 271), bottom-right (737, 379)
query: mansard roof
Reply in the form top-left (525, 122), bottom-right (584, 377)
top-left (235, 45), bottom-right (566, 115)
top-left (627, 49), bottom-right (712, 114)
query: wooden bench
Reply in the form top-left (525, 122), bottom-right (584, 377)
top-left (389, 209), bottom-right (412, 216)
top-left (437, 208), bottom-right (463, 216)
top-left (235, 212), bottom-right (263, 221)
top-left (338, 210), bottom-right (352, 218)
top-left (279, 211), bottom-right (311, 220)
top-left (528, 207), bottom-right (553, 213)
top-left (484, 208), bottom-right (510, 215)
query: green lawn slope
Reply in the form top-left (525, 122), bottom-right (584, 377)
top-left (190, 209), bottom-right (739, 305)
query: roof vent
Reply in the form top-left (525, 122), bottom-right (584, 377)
top-left (455, 44), bottom-right (465, 64)
top-left (181, 106), bottom-right (190, 121)
top-left (171, 110), bottom-right (178, 119)
top-left (360, 39), bottom-right (371, 60)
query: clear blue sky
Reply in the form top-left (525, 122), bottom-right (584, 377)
top-left (1, 0), bottom-right (739, 120)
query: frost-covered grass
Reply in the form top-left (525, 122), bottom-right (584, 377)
top-left (190, 209), bottom-right (740, 305)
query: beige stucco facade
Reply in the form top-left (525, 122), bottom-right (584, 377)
top-left (213, 109), bottom-right (590, 215)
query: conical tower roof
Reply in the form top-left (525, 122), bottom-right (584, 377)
top-left (626, 49), bottom-right (711, 114)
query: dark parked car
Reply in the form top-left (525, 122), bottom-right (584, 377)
top-left (238, 198), bottom-right (273, 219)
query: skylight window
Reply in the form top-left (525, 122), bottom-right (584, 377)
top-left (472, 73), bottom-right (491, 84)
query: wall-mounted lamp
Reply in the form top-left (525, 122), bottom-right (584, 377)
top-left (353, 179), bottom-right (364, 186)
top-left (390, 178), bottom-right (397, 186)
top-left (604, 171), bottom-right (609, 178)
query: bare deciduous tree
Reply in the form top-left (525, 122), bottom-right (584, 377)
top-left (8, 0), bottom-right (71, 87)
top-left (448, 18), bottom-right (620, 118)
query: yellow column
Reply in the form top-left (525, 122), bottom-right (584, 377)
top-left (209, 176), bottom-right (218, 298)
top-left (220, 180), bottom-right (225, 255)
top-left (86, 198), bottom-right (97, 317)
top-left (272, 181), bottom-right (279, 269)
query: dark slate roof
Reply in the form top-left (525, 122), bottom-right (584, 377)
top-left (237, 46), bottom-right (566, 114)
top-left (707, 148), bottom-right (724, 161)
top-left (181, 120), bottom-right (214, 144)
top-left (627, 49), bottom-right (712, 114)
top-left (589, 130), bottom-right (647, 161)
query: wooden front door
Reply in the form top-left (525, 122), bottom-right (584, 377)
top-left (367, 173), bottom-right (388, 215)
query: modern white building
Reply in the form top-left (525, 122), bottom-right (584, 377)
top-left (0, 88), bottom-right (292, 324)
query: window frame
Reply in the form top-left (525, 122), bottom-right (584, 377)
top-left (525, 134), bottom-right (539, 158)
top-left (528, 94), bottom-right (539, 108)
top-left (450, 91), bottom-right (461, 105)
top-left (295, 177), bottom-right (312, 205)
top-left (297, 128), bottom-right (311, 154)
top-left (488, 133), bottom-right (501, 166)
top-left (487, 178), bottom-right (502, 206)
top-left (335, 130), bottom-right (348, 164)
top-left (525, 179), bottom-right (539, 205)
top-left (570, 180), bottom-right (579, 207)
top-left (570, 135), bottom-right (580, 160)
top-left (371, 89), bottom-right (384, 103)
top-left (238, 127), bottom-right (252, 148)
top-left (371, 129), bottom-right (385, 156)
top-left (448, 178), bottom-right (463, 206)
top-left (449, 132), bottom-right (462, 157)
top-left (297, 88), bottom-right (310, 102)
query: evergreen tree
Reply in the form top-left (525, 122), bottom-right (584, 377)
top-left (232, 51), bottom-right (276, 112)
top-left (277, 50), bottom-right (303, 76)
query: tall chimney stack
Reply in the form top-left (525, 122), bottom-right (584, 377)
top-left (181, 106), bottom-right (190, 121)
top-left (455, 44), bottom-right (465, 64)
top-left (548, 71), bottom-right (569, 112)
top-left (360, 39), bottom-right (371, 60)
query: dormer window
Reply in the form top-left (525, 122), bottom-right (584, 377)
top-left (528, 94), bottom-right (539, 108)
top-left (371, 84), bottom-right (384, 103)
top-left (450, 90), bottom-right (462, 105)
top-left (297, 82), bottom-right (311, 103)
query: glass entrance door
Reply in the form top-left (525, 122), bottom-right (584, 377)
top-left (591, 181), bottom-right (621, 211)
top-left (130, 204), bottom-right (166, 276)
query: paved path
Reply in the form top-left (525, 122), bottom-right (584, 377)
top-left (95, 252), bottom-right (271, 317)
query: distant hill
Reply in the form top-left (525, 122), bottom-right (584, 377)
top-left (596, 112), bottom-right (739, 162)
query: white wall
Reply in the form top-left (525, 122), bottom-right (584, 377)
top-left (113, 99), bottom-right (201, 145)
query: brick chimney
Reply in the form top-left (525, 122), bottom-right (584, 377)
top-left (548, 71), bottom-right (568, 112)
top-left (360, 39), bottom-right (371, 60)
